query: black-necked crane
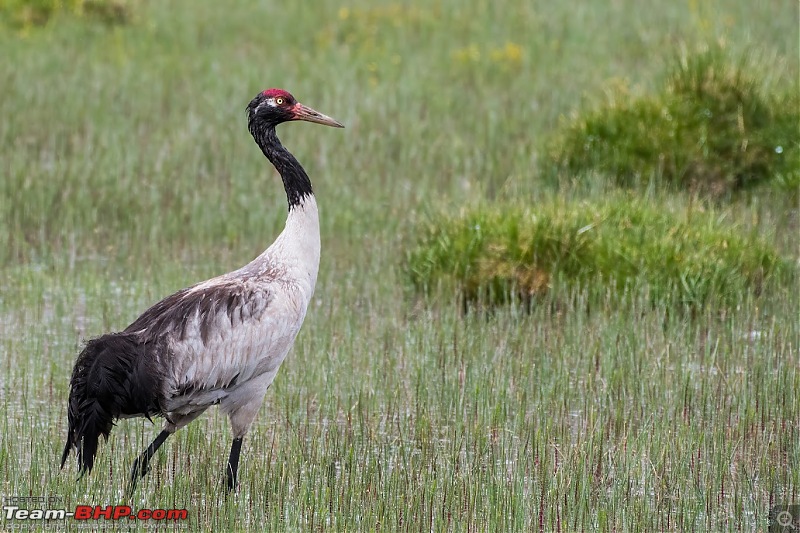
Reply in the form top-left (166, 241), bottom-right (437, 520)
top-left (61, 89), bottom-right (343, 492)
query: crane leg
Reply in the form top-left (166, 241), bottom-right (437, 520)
top-left (128, 430), bottom-right (170, 493)
top-left (226, 437), bottom-right (243, 492)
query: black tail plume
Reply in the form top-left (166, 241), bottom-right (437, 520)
top-left (61, 332), bottom-right (163, 475)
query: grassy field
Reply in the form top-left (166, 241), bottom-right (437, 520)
top-left (0, 0), bottom-right (798, 531)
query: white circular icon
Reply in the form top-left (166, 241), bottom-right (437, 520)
top-left (777, 510), bottom-right (795, 528)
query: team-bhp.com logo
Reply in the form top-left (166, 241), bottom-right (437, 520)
top-left (3, 496), bottom-right (188, 526)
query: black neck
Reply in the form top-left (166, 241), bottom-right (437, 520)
top-left (249, 122), bottom-right (313, 209)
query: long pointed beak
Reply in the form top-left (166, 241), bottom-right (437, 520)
top-left (291, 103), bottom-right (344, 128)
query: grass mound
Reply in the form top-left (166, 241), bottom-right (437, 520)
top-left (405, 197), bottom-right (792, 309)
top-left (548, 46), bottom-right (799, 196)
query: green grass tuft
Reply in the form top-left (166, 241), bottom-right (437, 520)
top-left (406, 196), bottom-right (792, 309)
top-left (548, 45), bottom-right (799, 197)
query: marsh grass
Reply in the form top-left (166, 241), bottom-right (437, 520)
top-left (548, 45), bottom-right (799, 197)
top-left (0, 0), bottom-right (797, 531)
top-left (404, 195), bottom-right (794, 310)
top-left (0, 0), bottom-right (132, 29)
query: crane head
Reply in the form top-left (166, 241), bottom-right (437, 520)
top-left (247, 89), bottom-right (344, 129)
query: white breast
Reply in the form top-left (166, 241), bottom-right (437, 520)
top-left (160, 195), bottom-right (321, 415)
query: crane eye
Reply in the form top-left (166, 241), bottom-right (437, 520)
top-left (275, 97), bottom-right (285, 105)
